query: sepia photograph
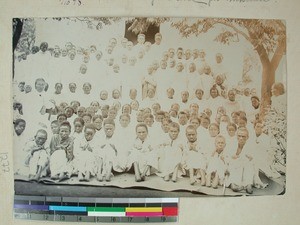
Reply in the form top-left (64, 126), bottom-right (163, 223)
top-left (12, 16), bottom-right (287, 197)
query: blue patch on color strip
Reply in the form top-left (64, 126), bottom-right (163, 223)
top-left (49, 206), bottom-right (87, 212)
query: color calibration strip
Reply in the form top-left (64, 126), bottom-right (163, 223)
top-left (14, 195), bottom-right (178, 223)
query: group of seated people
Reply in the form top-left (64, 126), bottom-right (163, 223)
top-left (13, 81), bottom-right (285, 194)
top-left (13, 33), bottom-right (286, 195)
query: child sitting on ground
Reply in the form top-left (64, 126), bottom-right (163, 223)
top-left (206, 135), bottom-right (227, 188)
top-left (24, 129), bottom-right (49, 181)
top-left (157, 122), bottom-right (183, 182)
top-left (49, 121), bottom-right (74, 181)
top-left (73, 123), bottom-right (98, 182)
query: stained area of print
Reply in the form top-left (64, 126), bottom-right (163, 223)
top-left (12, 17), bottom-right (287, 197)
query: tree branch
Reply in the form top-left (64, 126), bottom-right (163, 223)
top-left (214, 20), bottom-right (252, 44)
top-left (270, 37), bottom-right (286, 70)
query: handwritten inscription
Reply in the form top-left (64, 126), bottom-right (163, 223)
top-left (60, 0), bottom-right (82, 6)
top-left (0, 153), bottom-right (10, 173)
top-left (151, 0), bottom-right (271, 6)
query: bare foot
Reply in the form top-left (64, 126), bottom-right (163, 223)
top-left (164, 175), bottom-right (170, 182)
top-left (97, 174), bottom-right (103, 182)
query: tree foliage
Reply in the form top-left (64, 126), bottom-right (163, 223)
top-left (127, 17), bottom-right (170, 34)
top-left (171, 18), bottom-right (286, 57)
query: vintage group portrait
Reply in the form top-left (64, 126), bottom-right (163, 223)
top-left (12, 16), bottom-right (287, 197)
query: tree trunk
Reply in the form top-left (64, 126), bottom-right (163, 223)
top-left (260, 62), bottom-right (275, 117)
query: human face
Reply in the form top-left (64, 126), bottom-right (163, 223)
top-left (18, 83), bottom-right (25, 92)
top-left (55, 84), bottom-right (62, 94)
top-left (136, 126), bottom-right (148, 141)
top-left (271, 85), bottom-right (281, 97)
top-left (65, 108), bottom-right (73, 118)
top-left (120, 116), bottom-right (130, 128)
top-left (147, 66), bottom-right (154, 75)
top-left (123, 105), bottom-right (131, 114)
top-left (104, 124), bottom-right (115, 138)
top-left (169, 127), bottom-right (179, 140)
top-left (144, 117), bottom-right (154, 127)
top-left (112, 90), bottom-right (120, 99)
top-left (251, 98), bottom-right (260, 109)
top-left (228, 91), bottom-right (235, 101)
top-left (185, 50), bottom-right (191, 60)
top-left (168, 48), bottom-right (175, 58)
top-left (25, 85), bottom-right (32, 93)
top-left (93, 118), bottom-right (103, 130)
top-left (186, 128), bottom-right (197, 143)
top-left (15, 121), bottom-right (26, 136)
top-left (199, 51), bottom-right (205, 59)
top-left (147, 89), bottom-right (155, 98)
top-left (216, 76), bottom-right (223, 85)
top-left (255, 123), bottom-right (263, 136)
top-left (136, 111), bottom-right (144, 122)
top-left (35, 132), bottom-right (47, 146)
top-left (167, 89), bottom-right (174, 98)
top-left (58, 115), bottom-right (67, 124)
top-left (85, 128), bottom-right (95, 141)
top-left (160, 61), bottom-right (167, 69)
top-left (83, 55), bottom-right (90, 63)
top-left (35, 80), bottom-right (45, 92)
top-left (69, 52), bottom-right (76, 60)
top-left (189, 63), bottom-right (196, 73)
top-left (74, 121), bottom-right (83, 133)
top-left (155, 34), bottom-right (162, 45)
top-left (101, 108), bottom-right (109, 118)
top-left (108, 110), bottom-right (117, 119)
top-left (227, 125), bottom-right (236, 137)
top-left (215, 137), bottom-right (226, 152)
top-left (204, 109), bottom-right (212, 118)
top-left (192, 49), bottom-right (198, 59)
top-left (69, 83), bottom-right (76, 93)
top-left (83, 115), bottom-right (91, 124)
top-left (127, 42), bottom-right (133, 50)
top-left (195, 90), bottom-right (203, 100)
top-left (190, 104), bottom-right (199, 113)
top-left (210, 89), bottom-right (218, 98)
top-left (190, 119), bottom-right (200, 129)
top-left (80, 65), bottom-right (87, 74)
top-left (59, 126), bottom-right (70, 140)
top-left (131, 101), bottom-right (139, 111)
top-left (169, 60), bottom-right (175, 68)
top-left (161, 121), bottom-right (170, 133)
top-left (177, 49), bottom-right (183, 59)
top-left (181, 92), bottom-right (189, 102)
top-left (216, 55), bottom-right (222, 63)
top-left (77, 107), bottom-right (85, 117)
top-left (91, 102), bottom-right (100, 112)
top-left (51, 123), bottom-right (60, 134)
top-left (237, 129), bottom-right (249, 146)
top-left (178, 114), bottom-right (188, 125)
top-left (201, 118), bottom-right (209, 129)
top-left (129, 89), bottom-right (137, 100)
top-left (152, 104), bottom-right (160, 113)
top-left (40, 42), bottom-right (48, 52)
top-left (137, 35), bottom-right (145, 44)
top-left (100, 91), bottom-right (108, 100)
top-left (176, 63), bottom-right (184, 72)
top-left (96, 52), bottom-right (102, 61)
top-left (209, 125), bottom-right (219, 137)
top-left (83, 85), bottom-right (91, 94)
